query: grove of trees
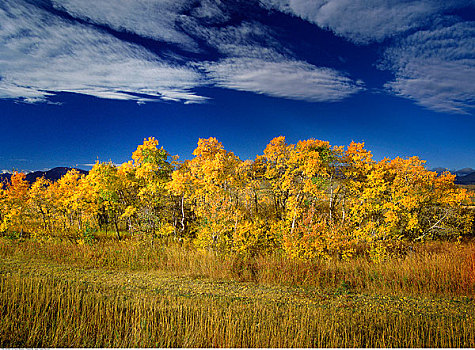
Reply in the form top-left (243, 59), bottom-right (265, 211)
top-left (1, 137), bottom-right (472, 259)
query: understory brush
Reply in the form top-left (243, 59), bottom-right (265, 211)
top-left (1, 237), bottom-right (474, 297)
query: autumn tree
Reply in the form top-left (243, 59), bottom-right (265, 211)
top-left (50, 169), bottom-right (84, 233)
top-left (132, 137), bottom-right (175, 236)
top-left (85, 161), bottom-right (125, 239)
top-left (340, 145), bottom-right (471, 258)
top-left (116, 160), bottom-right (141, 234)
top-left (0, 182), bottom-right (4, 227)
top-left (345, 156), bottom-right (470, 242)
top-left (167, 159), bottom-right (197, 238)
top-left (261, 137), bottom-right (354, 259)
top-left (0, 172), bottom-right (30, 236)
top-left (28, 177), bottom-right (54, 234)
top-left (261, 136), bottom-right (294, 220)
top-left (169, 137), bottom-right (242, 250)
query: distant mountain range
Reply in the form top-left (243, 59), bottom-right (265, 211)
top-left (431, 167), bottom-right (475, 177)
top-left (431, 167), bottom-right (475, 185)
top-left (455, 172), bottom-right (475, 185)
top-left (0, 167), bottom-right (88, 184)
top-left (1, 166), bottom-right (474, 185)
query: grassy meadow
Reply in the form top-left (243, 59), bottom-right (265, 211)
top-left (0, 236), bottom-right (474, 347)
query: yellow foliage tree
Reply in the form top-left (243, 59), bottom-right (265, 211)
top-left (1, 172), bottom-right (30, 235)
top-left (132, 137), bottom-right (175, 236)
top-left (50, 169), bottom-right (84, 234)
top-left (28, 177), bottom-right (54, 235)
top-left (85, 161), bottom-right (125, 239)
top-left (343, 149), bottom-right (471, 258)
top-left (269, 138), bottom-right (353, 259)
top-left (169, 137), bottom-right (242, 250)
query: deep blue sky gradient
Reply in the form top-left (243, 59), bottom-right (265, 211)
top-left (2, 87), bottom-right (473, 172)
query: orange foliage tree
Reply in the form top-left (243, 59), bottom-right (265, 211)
top-left (0, 172), bottom-right (30, 235)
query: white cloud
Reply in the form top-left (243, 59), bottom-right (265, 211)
top-left (261, 0), bottom-right (470, 43)
top-left (183, 17), bottom-right (364, 102)
top-left (179, 18), bottom-right (289, 58)
top-left (0, 0), bottom-right (207, 104)
top-left (0, 0), bottom-right (367, 105)
top-left (189, 0), bottom-right (231, 24)
top-left (200, 58), bottom-right (364, 102)
top-left (382, 21), bottom-right (475, 114)
top-left (50, 0), bottom-right (197, 50)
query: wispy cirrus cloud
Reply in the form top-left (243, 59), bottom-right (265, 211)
top-left (173, 18), bottom-right (366, 101)
top-left (381, 20), bottom-right (475, 114)
top-left (260, 0), bottom-right (475, 114)
top-left (179, 19), bottom-right (288, 59)
top-left (50, 0), bottom-right (197, 50)
top-left (199, 58), bottom-right (365, 102)
top-left (0, 0), bottom-right (365, 105)
top-left (0, 0), bottom-right (207, 104)
top-left (261, 0), bottom-right (470, 44)
top-left (187, 0), bottom-right (231, 24)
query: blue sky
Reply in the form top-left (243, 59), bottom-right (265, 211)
top-left (0, 0), bottom-right (474, 172)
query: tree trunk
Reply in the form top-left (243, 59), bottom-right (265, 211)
top-left (180, 195), bottom-right (186, 232)
top-left (128, 218), bottom-right (133, 234)
top-left (329, 174), bottom-right (333, 224)
top-left (114, 218), bottom-right (121, 240)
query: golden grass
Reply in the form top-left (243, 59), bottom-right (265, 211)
top-left (1, 238), bottom-right (474, 297)
top-left (0, 237), bottom-right (474, 347)
top-left (1, 272), bottom-right (474, 348)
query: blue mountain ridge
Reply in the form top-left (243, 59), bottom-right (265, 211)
top-left (0, 167), bottom-right (88, 184)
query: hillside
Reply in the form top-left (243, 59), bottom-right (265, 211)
top-left (0, 167), bottom-right (88, 184)
top-left (455, 171), bottom-right (475, 185)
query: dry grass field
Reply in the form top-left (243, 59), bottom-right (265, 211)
top-left (0, 237), bottom-right (474, 347)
